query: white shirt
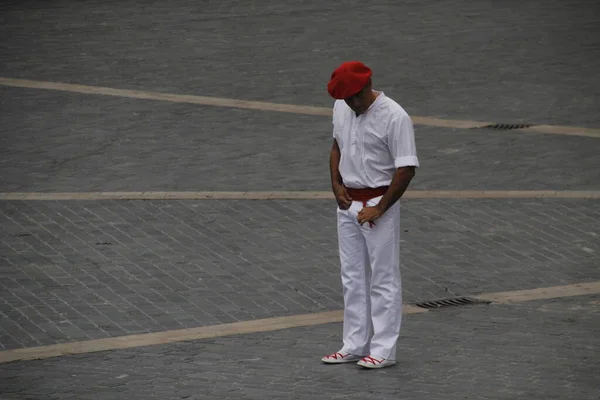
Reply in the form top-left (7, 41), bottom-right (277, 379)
top-left (332, 92), bottom-right (419, 189)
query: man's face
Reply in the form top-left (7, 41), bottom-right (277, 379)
top-left (344, 85), bottom-right (370, 115)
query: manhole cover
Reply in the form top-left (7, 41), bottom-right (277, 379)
top-left (415, 297), bottom-right (490, 309)
top-left (481, 123), bottom-right (533, 130)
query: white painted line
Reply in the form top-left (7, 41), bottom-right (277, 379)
top-left (473, 281), bottom-right (600, 304)
top-left (520, 125), bottom-right (600, 138)
top-left (0, 77), bottom-right (329, 116)
top-left (1, 190), bottom-right (599, 201)
top-left (411, 116), bottom-right (491, 129)
top-left (1, 77), bottom-right (599, 137)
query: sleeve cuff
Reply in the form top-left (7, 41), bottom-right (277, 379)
top-left (394, 156), bottom-right (420, 168)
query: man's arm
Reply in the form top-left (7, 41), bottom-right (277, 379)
top-left (330, 139), bottom-right (352, 209)
top-left (330, 139), bottom-right (343, 187)
top-left (356, 166), bottom-right (415, 226)
top-left (376, 166), bottom-right (415, 213)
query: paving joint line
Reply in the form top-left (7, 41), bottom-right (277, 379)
top-left (1, 190), bottom-right (600, 201)
top-left (1, 77), bottom-right (599, 138)
top-left (0, 281), bottom-right (598, 364)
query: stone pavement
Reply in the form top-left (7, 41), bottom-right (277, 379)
top-left (1, 0), bottom-right (599, 398)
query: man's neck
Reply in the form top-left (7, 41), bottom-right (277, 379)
top-left (368, 90), bottom-right (381, 104)
top-left (356, 90), bottom-right (381, 116)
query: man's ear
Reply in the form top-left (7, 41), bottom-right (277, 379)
top-left (359, 80), bottom-right (372, 96)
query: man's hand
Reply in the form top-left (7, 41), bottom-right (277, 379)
top-left (333, 183), bottom-right (352, 210)
top-left (357, 205), bottom-right (383, 226)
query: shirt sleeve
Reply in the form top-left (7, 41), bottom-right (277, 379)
top-left (387, 113), bottom-right (420, 168)
top-left (332, 101), bottom-right (338, 138)
top-left (331, 100), bottom-right (340, 142)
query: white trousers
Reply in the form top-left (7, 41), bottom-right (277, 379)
top-left (337, 196), bottom-right (402, 360)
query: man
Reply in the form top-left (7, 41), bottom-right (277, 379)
top-left (321, 61), bottom-right (419, 369)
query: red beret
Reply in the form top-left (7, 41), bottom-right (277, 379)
top-left (327, 61), bottom-right (372, 99)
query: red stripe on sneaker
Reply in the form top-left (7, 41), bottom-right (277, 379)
top-left (361, 356), bottom-right (382, 365)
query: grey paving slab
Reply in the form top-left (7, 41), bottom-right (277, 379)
top-left (1, 295), bottom-right (598, 400)
top-left (1, 199), bottom-right (598, 349)
top-left (1, 0), bottom-right (599, 127)
top-left (2, 87), bottom-right (600, 192)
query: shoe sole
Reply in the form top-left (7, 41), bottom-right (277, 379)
top-left (321, 358), bottom-right (362, 364)
top-left (357, 361), bottom-right (396, 369)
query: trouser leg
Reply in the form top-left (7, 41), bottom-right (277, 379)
top-left (363, 199), bottom-right (402, 360)
top-left (337, 203), bottom-right (372, 356)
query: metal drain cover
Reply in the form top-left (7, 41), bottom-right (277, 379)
top-left (415, 297), bottom-right (490, 309)
top-left (481, 123), bottom-right (533, 130)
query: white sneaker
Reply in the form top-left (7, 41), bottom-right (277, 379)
top-left (321, 351), bottom-right (363, 364)
top-left (357, 355), bottom-right (396, 369)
